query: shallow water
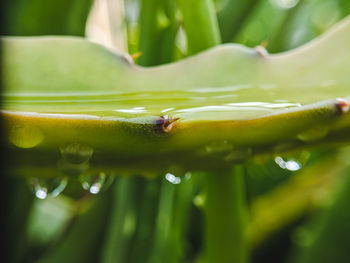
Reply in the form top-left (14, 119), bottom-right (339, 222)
top-left (3, 85), bottom-right (303, 121)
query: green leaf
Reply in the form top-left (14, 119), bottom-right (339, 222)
top-left (2, 16), bottom-right (350, 174)
top-left (288, 158), bottom-right (350, 263)
top-left (37, 193), bottom-right (109, 263)
top-left (249, 149), bottom-right (349, 248)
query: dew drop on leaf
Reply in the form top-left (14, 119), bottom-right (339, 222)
top-left (224, 147), bottom-right (253, 163)
top-left (57, 159), bottom-right (89, 177)
top-left (9, 124), bottom-right (44, 148)
top-left (297, 126), bottom-right (329, 143)
top-left (205, 140), bottom-right (234, 156)
top-left (60, 143), bottom-right (94, 164)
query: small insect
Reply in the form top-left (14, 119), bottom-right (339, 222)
top-left (156, 115), bottom-right (180, 133)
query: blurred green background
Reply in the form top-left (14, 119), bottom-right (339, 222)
top-left (2, 0), bottom-right (350, 262)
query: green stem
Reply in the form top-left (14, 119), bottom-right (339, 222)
top-left (177, 0), bottom-right (221, 55)
top-left (217, 0), bottom-right (261, 43)
top-left (169, 173), bottom-right (196, 263)
top-left (149, 177), bottom-right (176, 263)
top-left (266, 1), bottom-right (304, 53)
top-left (128, 178), bottom-right (161, 262)
top-left (205, 165), bottom-right (249, 263)
top-left (138, 0), bottom-right (178, 66)
top-left (249, 149), bottom-right (347, 247)
top-left (138, 0), bottom-right (161, 66)
top-left (3, 0), bottom-right (93, 36)
top-left (291, 165), bottom-right (350, 263)
top-left (100, 177), bottom-right (136, 263)
top-left (38, 192), bottom-right (110, 263)
top-left (157, 0), bottom-right (179, 64)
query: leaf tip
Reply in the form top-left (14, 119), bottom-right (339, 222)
top-left (254, 45), bottom-right (269, 58)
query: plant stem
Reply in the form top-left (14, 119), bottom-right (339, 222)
top-left (266, 1), bottom-right (304, 53)
top-left (128, 178), bottom-right (161, 262)
top-left (169, 173), bottom-right (196, 263)
top-left (205, 165), bottom-right (249, 263)
top-left (138, 0), bottom-right (161, 66)
top-left (290, 165), bottom-right (350, 263)
top-left (100, 177), bottom-right (136, 263)
top-left (249, 149), bottom-right (347, 247)
top-left (138, 0), bottom-right (178, 66)
top-left (149, 177), bottom-right (176, 263)
top-left (157, 0), bottom-right (179, 64)
top-left (217, 0), bottom-right (261, 43)
top-left (177, 0), bottom-right (221, 55)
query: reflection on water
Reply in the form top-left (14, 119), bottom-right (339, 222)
top-left (3, 85), bottom-right (304, 121)
top-left (3, 84), bottom-right (349, 201)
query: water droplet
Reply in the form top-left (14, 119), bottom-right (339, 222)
top-left (57, 159), bottom-right (89, 177)
top-left (275, 156), bottom-right (301, 171)
top-left (60, 143), bottom-right (93, 164)
top-left (224, 147), bottom-right (253, 163)
top-left (165, 173), bottom-right (181, 185)
top-left (297, 126), bottom-right (329, 143)
top-left (28, 177), bottom-right (68, 199)
top-left (79, 172), bottom-right (113, 194)
top-left (205, 140), bottom-right (234, 156)
top-left (9, 124), bottom-right (44, 148)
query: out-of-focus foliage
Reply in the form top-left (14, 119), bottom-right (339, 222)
top-left (2, 0), bottom-right (350, 263)
top-left (2, 0), bottom-right (93, 35)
